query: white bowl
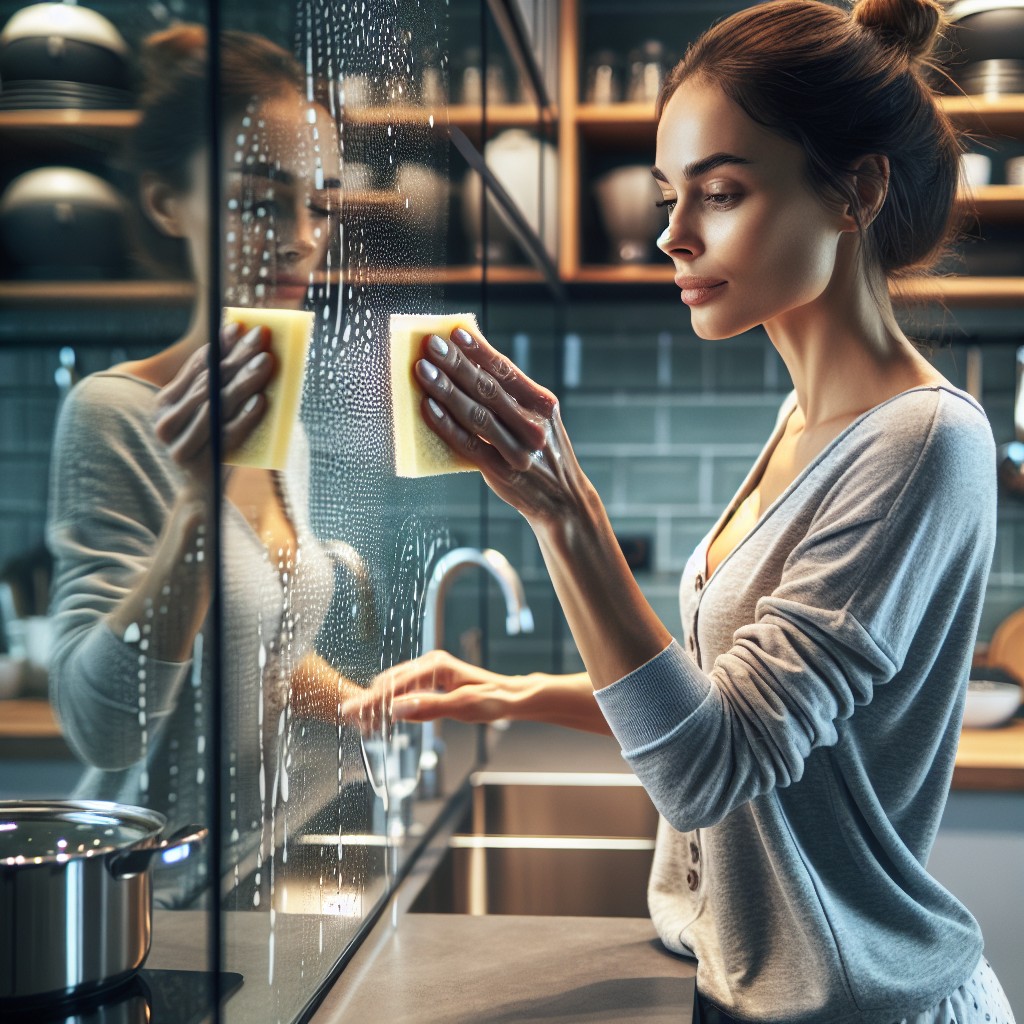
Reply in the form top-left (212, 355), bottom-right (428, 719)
top-left (963, 680), bottom-right (1021, 728)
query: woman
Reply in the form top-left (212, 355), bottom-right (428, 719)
top-left (345, 0), bottom-right (1015, 1020)
top-left (47, 26), bottom-right (354, 906)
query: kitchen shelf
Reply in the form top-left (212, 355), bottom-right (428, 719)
top-left (572, 94), bottom-right (1024, 142)
top-left (959, 186), bottom-right (1024, 222)
top-left (0, 265), bottom-right (545, 306)
top-left (0, 103), bottom-right (556, 142)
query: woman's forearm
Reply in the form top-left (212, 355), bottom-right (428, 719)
top-left (105, 489), bottom-right (211, 662)
top-left (534, 485), bottom-right (675, 692)
top-left (520, 671), bottom-right (614, 734)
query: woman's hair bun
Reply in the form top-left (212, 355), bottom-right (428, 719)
top-left (852, 0), bottom-right (946, 63)
top-left (139, 25), bottom-right (206, 92)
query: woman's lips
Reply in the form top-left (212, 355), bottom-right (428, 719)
top-left (675, 277), bottom-right (726, 305)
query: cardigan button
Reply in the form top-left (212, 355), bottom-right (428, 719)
top-left (694, 573), bottom-right (704, 592)
top-left (686, 869), bottom-right (700, 891)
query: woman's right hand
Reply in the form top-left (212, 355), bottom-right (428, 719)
top-left (341, 652), bottom-right (613, 736)
top-left (154, 320), bottom-right (275, 472)
top-left (341, 650), bottom-right (530, 732)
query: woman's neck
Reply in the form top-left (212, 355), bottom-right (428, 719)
top-left (763, 252), bottom-right (940, 430)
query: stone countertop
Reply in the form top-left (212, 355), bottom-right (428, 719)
top-left (313, 913), bottom-right (696, 1024)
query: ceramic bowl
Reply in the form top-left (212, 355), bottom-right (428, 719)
top-left (0, 166), bottom-right (126, 277)
top-left (593, 165), bottom-right (666, 264)
top-left (396, 162), bottom-right (449, 230)
top-left (963, 679), bottom-right (1021, 728)
top-left (960, 153), bottom-right (992, 188)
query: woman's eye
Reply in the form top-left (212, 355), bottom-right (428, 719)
top-left (240, 199), bottom-right (279, 219)
top-left (655, 198), bottom-right (677, 211)
top-left (705, 193), bottom-right (738, 208)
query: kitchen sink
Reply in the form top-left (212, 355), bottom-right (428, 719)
top-left (410, 771), bottom-right (658, 917)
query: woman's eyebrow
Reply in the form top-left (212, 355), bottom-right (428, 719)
top-left (651, 152), bottom-right (754, 183)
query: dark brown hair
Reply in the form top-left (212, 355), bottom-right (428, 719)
top-left (130, 25), bottom-right (305, 275)
top-left (657, 0), bottom-right (963, 283)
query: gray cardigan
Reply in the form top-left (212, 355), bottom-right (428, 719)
top-left (595, 386), bottom-right (995, 1024)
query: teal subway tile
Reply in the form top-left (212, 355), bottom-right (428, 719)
top-left (561, 396), bottom-right (659, 445)
top-left (436, 471), bottom-right (487, 509)
top-left (978, 584), bottom-right (1024, 645)
top-left (983, 395), bottom-right (1014, 446)
top-left (666, 398), bottom-right (781, 446)
top-left (980, 343), bottom-right (1018, 395)
top-left (665, 517), bottom-right (718, 573)
top-left (926, 345), bottom-right (969, 391)
top-left (705, 330), bottom-right (769, 392)
top-left (445, 514), bottom-right (486, 551)
top-left (764, 345), bottom-right (793, 393)
top-left (572, 334), bottom-right (661, 390)
top-left (622, 455), bottom-right (700, 507)
top-left (711, 455), bottom-right (757, 505)
top-left (668, 338), bottom-right (706, 392)
top-left (566, 302), bottom-right (682, 335)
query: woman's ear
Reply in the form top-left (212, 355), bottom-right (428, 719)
top-left (140, 173), bottom-right (186, 238)
top-left (840, 154), bottom-right (890, 232)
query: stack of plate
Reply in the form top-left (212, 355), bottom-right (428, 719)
top-left (0, 3), bottom-right (133, 110)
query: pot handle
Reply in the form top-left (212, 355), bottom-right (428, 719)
top-left (109, 823), bottom-right (209, 879)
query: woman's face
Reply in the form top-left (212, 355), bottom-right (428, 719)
top-left (173, 90), bottom-right (342, 309)
top-left (654, 78), bottom-right (851, 340)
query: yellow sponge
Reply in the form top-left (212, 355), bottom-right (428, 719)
top-left (222, 306), bottom-right (314, 470)
top-left (389, 312), bottom-right (481, 478)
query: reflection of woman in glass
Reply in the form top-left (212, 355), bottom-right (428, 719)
top-left (349, 1), bottom-right (1014, 1021)
top-left (47, 26), bottom-right (353, 906)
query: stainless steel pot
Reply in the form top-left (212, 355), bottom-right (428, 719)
top-left (0, 800), bottom-right (206, 1005)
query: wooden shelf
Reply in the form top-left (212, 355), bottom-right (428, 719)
top-left (0, 104), bottom-right (555, 140)
top-left (0, 108), bottom-right (138, 134)
top-left (573, 95), bottom-right (1024, 144)
top-left (0, 280), bottom-right (195, 306)
top-left (0, 265), bottom-right (545, 305)
top-left (959, 185), bottom-right (1024, 221)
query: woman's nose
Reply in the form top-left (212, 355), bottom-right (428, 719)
top-left (657, 206), bottom-right (703, 260)
top-left (276, 208), bottom-right (319, 263)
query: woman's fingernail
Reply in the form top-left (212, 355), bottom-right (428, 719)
top-left (242, 394), bottom-right (260, 414)
top-left (223, 322), bottom-right (242, 340)
top-left (418, 359), bottom-right (439, 381)
top-left (452, 327), bottom-right (475, 347)
top-left (251, 352), bottom-right (270, 369)
top-left (427, 398), bottom-right (445, 419)
top-left (428, 334), bottom-right (448, 357)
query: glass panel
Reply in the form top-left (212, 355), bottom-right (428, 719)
top-left (209, 2), bottom-right (486, 1021)
top-left (0, 0), bottom-right (221, 1016)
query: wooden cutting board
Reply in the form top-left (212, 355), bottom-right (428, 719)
top-left (986, 607), bottom-right (1024, 682)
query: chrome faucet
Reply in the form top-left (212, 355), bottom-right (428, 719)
top-left (422, 547), bottom-right (534, 653)
top-left (419, 547), bottom-right (534, 793)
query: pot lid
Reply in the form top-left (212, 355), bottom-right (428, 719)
top-left (0, 3), bottom-right (129, 58)
top-left (0, 166), bottom-right (123, 213)
top-left (0, 800), bottom-right (164, 865)
top-left (946, 0), bottom-right (1024, 23)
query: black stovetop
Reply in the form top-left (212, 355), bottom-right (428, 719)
top-left (4, 969), bottom-right (244, 1024)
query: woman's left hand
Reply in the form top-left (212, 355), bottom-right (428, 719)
top-left (415, 326), bottom-right (593, 527)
